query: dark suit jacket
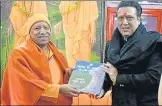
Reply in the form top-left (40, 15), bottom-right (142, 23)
top-left (103, 24), bottom-right (162, 106)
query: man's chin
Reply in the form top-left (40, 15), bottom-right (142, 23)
top-left (121, 32), bottom-right (131, 36)
top-left (37, 42), bottom-right (49, 47)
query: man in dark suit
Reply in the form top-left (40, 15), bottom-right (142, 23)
top-left (101, 1), bottom-right (162, 106)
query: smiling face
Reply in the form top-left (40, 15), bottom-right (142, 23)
top-left (116, 7), bottom-right (140, 37)
top-left (29, 21), bottom-right (51, 47)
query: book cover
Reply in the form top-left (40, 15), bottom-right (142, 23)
top-left (68, 61), bottom-right (105, 95)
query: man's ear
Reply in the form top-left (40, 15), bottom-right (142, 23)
top-left (137, 17), bottom-right (141, 24)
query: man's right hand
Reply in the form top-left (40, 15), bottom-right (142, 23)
top-left (59, 84), bottom-right (81, 97)
top-left (54, 21), bottom-right (62, 35)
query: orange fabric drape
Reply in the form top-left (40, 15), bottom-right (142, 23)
top-left (39, 49), bottom-right (72, 105)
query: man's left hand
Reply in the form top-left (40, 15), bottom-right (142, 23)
top-left (102, 62), bottom-right (118, 84)
top-left (89, 34), bottom-right (96, 46)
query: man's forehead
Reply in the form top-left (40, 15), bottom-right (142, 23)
top-left (117, 7), bottom-right (136, 16)
top-left (122, 12), bottom-right (127, 17)
top-left (34, 21), bottom-right (48, 24)
top-left (33, 21), bottom-right (49, 26)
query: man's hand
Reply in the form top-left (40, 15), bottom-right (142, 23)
top-left (97, 89), bottom-right (105, 99)
top-left (89, 21), bottom-right (96, 46)
top-left (54, 21), bottom-right (62, 35)
top-left (89, 34), bottom-right (96, 46)
top-left (102, 62), bottom-right (118, 85)
top-left (59, 84), bottom-right (81, 97)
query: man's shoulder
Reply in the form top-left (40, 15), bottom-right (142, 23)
top-left (11, 42), bottom-right (32, 57)
top-left (148, 31), bottom-right (161, 37)
top-left (154, 35), bottom-right (162, 56)
top-left (150, 31), bottom-right (162, 43)
top-left (8, 46), bottom-right (26, 61)
top-left (145, 31), bottom-right (162, 44)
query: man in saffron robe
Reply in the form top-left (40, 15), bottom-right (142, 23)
top-left (7, 1), bottom-right (48, 48)
top-left (1, 14), bottom-right (81, 105)
top-left (55, 1), bottom-right (112, 105)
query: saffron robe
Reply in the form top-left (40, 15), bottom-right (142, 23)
top-left (1, 38), bottom-right (72, 105)
top-left (59, 1), bottom-right (98, 67)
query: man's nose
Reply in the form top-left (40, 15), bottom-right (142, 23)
top-left (40, 28), bottom-right (46, 34)
top-left (122, 18), bottom-right (128, 25)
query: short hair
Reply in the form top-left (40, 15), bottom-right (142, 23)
top-left (116, 1), bottom-right (142, 17)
